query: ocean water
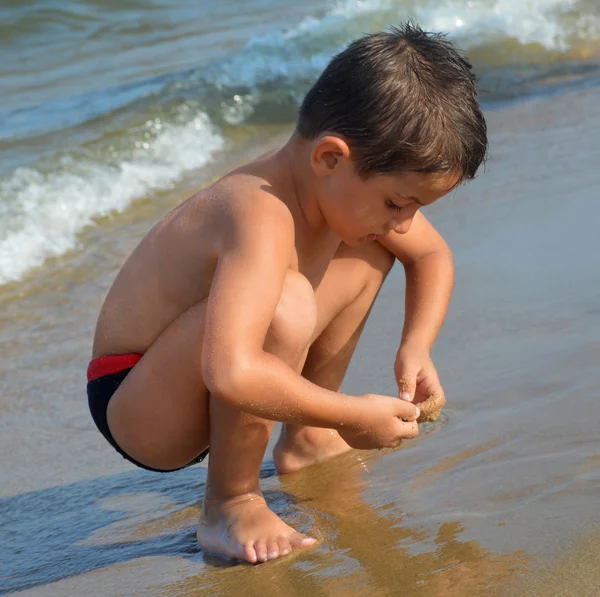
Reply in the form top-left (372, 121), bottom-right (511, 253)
top-left (1, 0), bottom-right (600, 285)
top-left (2, 1), bottom-right (600, 596)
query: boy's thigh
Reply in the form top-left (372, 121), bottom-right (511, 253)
top-left (105, 269), bottom-right (319, 470)
top-left (106, 299), bottom-right (212, 470)
top-left (312, 241), bottom-right (395, 341)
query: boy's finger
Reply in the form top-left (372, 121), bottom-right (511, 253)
top-left (396, 420), bottom-right (419, 440)
top-left (413, 374), bottom-right (442, 404)
top-left (397, 374), bottom-right (416, 402)
top-left (397, 401), bottom-right (420, 422)
top-left (424, 377), bottom-right (443, 399)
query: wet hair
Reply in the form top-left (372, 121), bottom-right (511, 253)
top-left (297, 23), bottom-right (488, 183)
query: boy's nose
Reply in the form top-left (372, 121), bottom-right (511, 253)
top-left (389, 204), bottom-right (419, 235)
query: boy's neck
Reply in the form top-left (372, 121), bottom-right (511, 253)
top-left (277, 132), bottom-right (330, 236)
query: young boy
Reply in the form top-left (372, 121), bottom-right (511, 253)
top-left (87, 23), bottom-right (487, 564)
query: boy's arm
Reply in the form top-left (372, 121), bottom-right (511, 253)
top-left (201, 191), bottom-right (418, 436)
top-left (377, 211), bottom-right (454, 402)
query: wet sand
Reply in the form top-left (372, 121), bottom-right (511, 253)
top-left (2, 85), bottom-right (600, 596)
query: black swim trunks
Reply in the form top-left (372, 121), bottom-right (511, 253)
top-left (87, 353), bottom-right (209, 472)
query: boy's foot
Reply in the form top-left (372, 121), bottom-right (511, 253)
top-left (273, 426), bottom-right (353, 474)
top-left (197, 492), bottom-right (317, 564)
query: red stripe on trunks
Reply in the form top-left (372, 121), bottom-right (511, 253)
top-left (87, 353), bottom-right (142, 382)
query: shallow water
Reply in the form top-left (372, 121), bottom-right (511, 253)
top-left (2, 1), bottom-right (600, 595)
top-left (2, 86), bottom-right (600, 595)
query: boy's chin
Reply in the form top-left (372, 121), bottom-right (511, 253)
top-left (340, 236), bottom-right (362, 247)
top-left (333, 230), bottom-right (364, 247)
top-left (327, 225), bottom-right (369, 247)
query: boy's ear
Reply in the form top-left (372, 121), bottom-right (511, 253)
top-left (310, 135), bottom-right (351, 177)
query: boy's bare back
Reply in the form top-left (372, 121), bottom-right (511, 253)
top-left (93, 152), bottom-right (340, 360)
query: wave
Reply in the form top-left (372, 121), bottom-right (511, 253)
top-left (163, 0), bottom-right (600, 130)
top-left (0, 113), bottom-right (223, 284)
top-left (1, 0), bottom-right (599, 284)
top-left (414, 0), bottom-right (600, 52)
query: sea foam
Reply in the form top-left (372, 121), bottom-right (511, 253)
top-left (0, 113), bottom-right (224, 284)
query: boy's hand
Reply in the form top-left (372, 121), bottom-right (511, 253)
top-left (338, 394), bottom-right (419, 449)
top-left (394, 344), bottom-right (446, 422)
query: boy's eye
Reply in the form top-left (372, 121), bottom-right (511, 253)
top-left (385, 199), bottom-right (403, 212)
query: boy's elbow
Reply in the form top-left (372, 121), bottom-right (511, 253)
top-left (202, 355), bottom-right (254, 406)
top-left (404, 244), bottom-right (453, 269)
top-left (425, 242), bottom-right (453, 266)
top-left (438, 244), bottom-right (454, 266)
top-left (426, 236), bottom-right (452, 261)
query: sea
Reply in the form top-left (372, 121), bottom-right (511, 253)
top-left (1, 0), bottom-right (600, 595)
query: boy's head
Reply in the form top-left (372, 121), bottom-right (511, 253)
top-left (294, 24), bottom-right (488, 245)
top-left (298, 22), bottom-right (488, 183)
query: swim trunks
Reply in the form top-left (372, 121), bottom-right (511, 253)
top-left (87, 353), bottom-right (209, 472)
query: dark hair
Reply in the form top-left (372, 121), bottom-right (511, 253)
top-left (297, 23), bottom-right (488, 183)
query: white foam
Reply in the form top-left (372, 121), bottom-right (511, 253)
top-left (209, 0), bottom-right (398, 89)
top-left (213, 0), bottom-right (598, 92)
top-left (327, 0), bottom-right (598, 51)
top-left (329, 0), bottom-right (390, 18)
top-left (413, 0), bottom-right (587, 51)
top-left (0, 112), bottom-right (224, 284)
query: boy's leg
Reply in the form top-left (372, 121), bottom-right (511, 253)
top-left (274, 241), bottom-right (396, 474)
top-left (199, 274), bottom-right (318, 563)
top-left (106, 270), bottom-right (317, 563)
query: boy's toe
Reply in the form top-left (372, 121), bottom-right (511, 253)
top-left (254, 540), bottom-right (269, 562)
top-left (278, 537), bottom-right (292, 556)
top-left (243, 541), bottom-right (258, 564)
top-left (289, 532), bottom-right (317, 549)
top-left (267, 539), bottom-right (280, 560)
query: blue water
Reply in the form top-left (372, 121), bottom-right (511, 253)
top-left (0, 0), bottom-right (599, 284)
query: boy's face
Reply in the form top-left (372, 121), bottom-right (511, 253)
top-left (311, 137), bottom-right (458, 245)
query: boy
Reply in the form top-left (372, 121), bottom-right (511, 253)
top-left (87, 24), bottom-right (487, 564)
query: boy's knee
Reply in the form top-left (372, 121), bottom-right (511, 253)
top-left (352, 241), bottom-right (396, 291)
top-left (269, 270), bottom-right (317, 352)
top-left (371, 242), bottom-right (396, 280)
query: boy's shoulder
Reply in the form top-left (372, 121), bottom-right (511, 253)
top-left (199, 161), bottom-right (295, 229)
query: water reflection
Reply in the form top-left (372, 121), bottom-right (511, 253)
top-left (165, 451), bottom-right (531, 597)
